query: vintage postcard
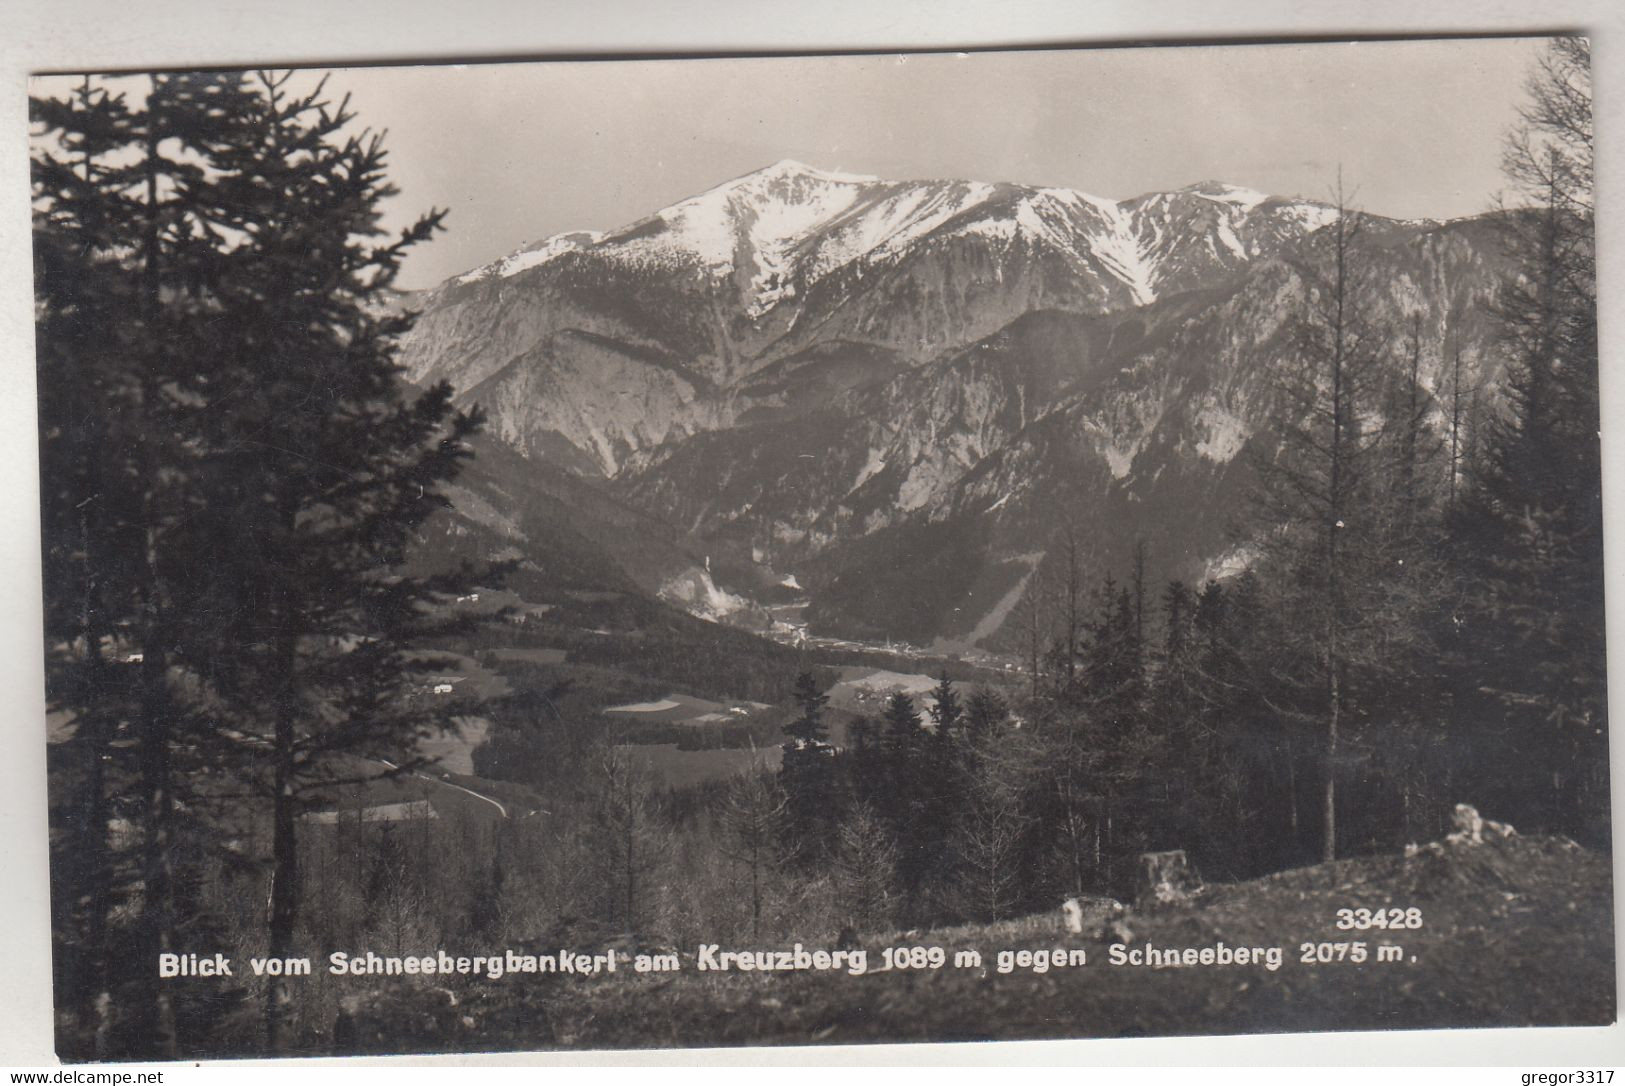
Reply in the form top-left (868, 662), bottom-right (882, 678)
top-left (28, 37), bottom-right (1612, 1060)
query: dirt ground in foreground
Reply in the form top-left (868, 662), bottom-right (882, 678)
top-left (544, 835), bottom-right (1615, 1048)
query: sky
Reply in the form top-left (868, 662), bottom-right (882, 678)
top-left (37, 37), bottom-right (1554, 289)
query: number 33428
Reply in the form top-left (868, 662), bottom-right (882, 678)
top-left (1336, 907), bottom-right (1423, 930)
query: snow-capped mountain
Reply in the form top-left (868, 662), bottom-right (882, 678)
top-left (447, 163), bottom-right (1333, 317)
top-left (402, 162), bottom-right (1343, 471)
top-left (401, 162), bottom-right (1513, 647)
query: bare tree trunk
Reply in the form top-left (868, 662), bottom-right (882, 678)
top-left (1104, 797), bottom-right (1116, 887)
top-left (132, 84), bottom-right (176, 1057)
top-left (265, 629), bottom-right (300, 1053)
top-left (1286, 734), bottom-right (1300, 847)
top-left (624, 799), bottom-right (636, 930)
top-left (1056, 740), bottom-right (1089, 895)
top-left (1064, 533), bottom-right (1080, 686)
top-left (265, 766), bottom-right (297, 1049)
top-left (1324, 665), bottom-right (1339, 863)
top-left (1131, 539), bottom-right (1148, 646)
top-left (74, 611), bottom-right (116, 1028)
top-left (1322, 177), bottom-right (1350, 865)
top-left (1402, 777), bottom-right (1413, 842)
top-left (135, 648), bottom-right (177, 1058)
top-left (750, 837), bottom-right (761, 938)
top-left (1448, 341), bottom-right (1463, 506)
top-left (1024, 567), bottom-right (1046, 702)
top-left (67, 112), bottom-right (118, 1033)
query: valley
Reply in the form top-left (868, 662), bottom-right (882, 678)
top-left (374, 161), bottom-right (1532, 804)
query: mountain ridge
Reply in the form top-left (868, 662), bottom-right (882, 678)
top-left (399, 162), bottom-right (1514, 648)
top-left (439, 161), bottom-right (1341, 321)
top-left (400, 161), bottom-right (1356, 479)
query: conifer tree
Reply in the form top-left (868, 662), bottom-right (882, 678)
top-left (1077, 576), bottom-right (1156, 884)
top-left (1153, 579), bottom-right (1205, 851)
top-left (168, 71), bottom-right (490, 1049)
top-left (33, 74), bottom-right (147, 1050)
top-left (927, 671), bottom-right (962, 745)
top-left (779, 671), bottom-right (836, 858)
top-left (33, 71), bottom-right (267, 1057)
top-left (1453, 36), bottom-right (1603, 839)
top-left (874, 691), bottom-right (933, 911)
top-left (963, 686), bottom-right (1008, 744)
top-left (1161, 580), bottom-right (1195, 664)
top-left (34, 69), bottom-right (494, 1054)
top-left (881, 691), bottom-right (923, 761)
top-left (784, 671), bottom-right (830, 747)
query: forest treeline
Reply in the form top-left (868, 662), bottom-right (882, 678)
top-left (676, 37), bottom-right (1605, 935)
top-left (32, 40), bottom-right (1602, 1061)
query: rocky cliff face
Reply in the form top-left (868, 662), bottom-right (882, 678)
top-left (401, 162), bottom-right (1514, 647)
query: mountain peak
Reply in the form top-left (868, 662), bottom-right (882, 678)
top-left (747, 159), bottom-right (880, 185)
top-left (1175, 179), bottom-right (1272, 209)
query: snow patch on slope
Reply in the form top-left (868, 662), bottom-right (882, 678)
top-left (809, 181), bottom-right (998, 278)
top-left (1086, 200), bottom-right (1160, 305)
top-left (605, 160), bottom-right (874, 276)
top-left (1102, 443), bottom-right (1137, 480)
top-left (955, 216), bottom-right (1017, 242)
top-left (457, 231), bottom-right (603, 283)
top-left (1214, 216), bottom-right (1248, 259)
top-left (1193, 184), bottom-right (1270, 212)
top-left (850, 448), bottom-right (888, 493)
top-left (766, 159), bottom-right (879, 185)
top-left (1275, 202), bottom-right (1341, 233)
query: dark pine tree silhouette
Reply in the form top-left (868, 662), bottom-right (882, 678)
top-left (34, 69), bottom-right (496, 1055)
top-left (34, 71), bottom-right (276, 1058)
top-left (34, 74), bottom-right (151, 1053)
top-left (174, 71), bottom-right (491, 1051)
top-left (780, 671), bottom-right (836, 860)
top-left (877, 691), bottom-right (930, 916)
top-left (963, 685), bottom-right (1007, 744)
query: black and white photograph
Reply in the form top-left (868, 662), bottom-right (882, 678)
top-left (22, 31), bottom-right (1614, 1062)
